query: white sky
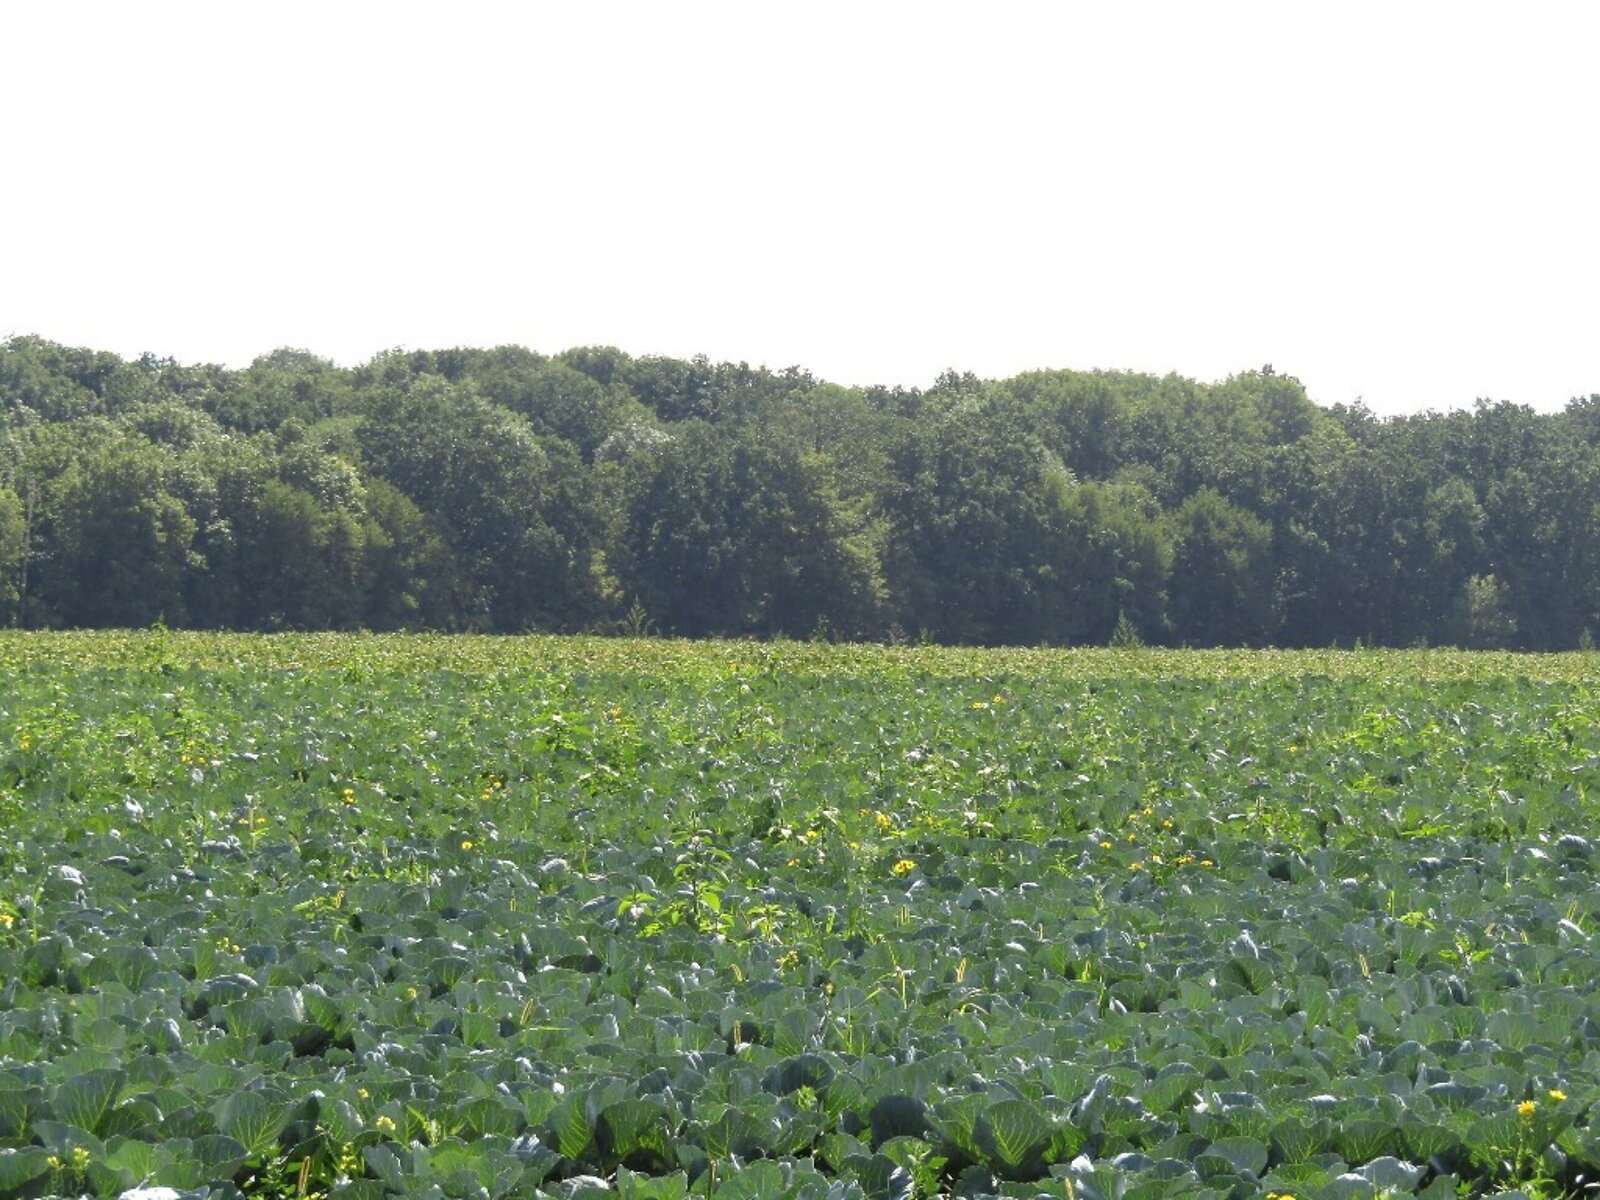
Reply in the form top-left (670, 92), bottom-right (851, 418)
top-left (3, 2), bottom-right (1596, 416)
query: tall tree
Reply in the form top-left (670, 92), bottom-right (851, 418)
top-left (882, 402), bottom-right (1071, 644)
top-left (34, 433), bottom-right (197, 626)
top-left (359, 376), bottom-right (603, 631)
top-left (612, 423), bottom-right (876, 637)
top-left (1166, 488), bottom-right (1277, 646)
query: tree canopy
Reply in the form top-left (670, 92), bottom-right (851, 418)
top-left (1, 335), bottom-right (1594, 648)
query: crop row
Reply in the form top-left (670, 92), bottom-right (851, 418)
top-left (1, 637), bottom-right (1599, 1200)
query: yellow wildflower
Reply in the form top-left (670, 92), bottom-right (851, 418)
top-left (891, 858), bottom-right (917, 877)
top-left (460, 839), bottom-right (474, 851)
top-left (1518, 1100), bottom-right (1538, 1116)
top-left (375, 1114), bottom-right (398, 1135)
top-left (1550, 1089), bottom-right (1568, 1102)
top-left (1100, 840), bottom-right (1113, 850)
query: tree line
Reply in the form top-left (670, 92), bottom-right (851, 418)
top-left (0, 334), bottom-right (1595, 648)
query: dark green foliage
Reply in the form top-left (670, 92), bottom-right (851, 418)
top-left (358, 375), bottom-right (603, 631)
top-left (5, 334), bottom-right (1600, 645)
top-left (1166, 490), bottom-right (1276, 646)
top-left (882, 401), bottom-right (1070, 645)
top-left (613, 424), bottom-right (876, 638)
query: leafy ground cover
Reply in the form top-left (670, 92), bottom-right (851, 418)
top-left (3, 635), bottom-right (1600, 1200)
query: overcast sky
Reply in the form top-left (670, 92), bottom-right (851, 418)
top-left (3, 3), bottom-right (1595, 415)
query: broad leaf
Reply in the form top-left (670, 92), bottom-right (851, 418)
top-left (974, 1099), bottom-right (1056, 1180)
top-left (216, 1090), bottom-right (286, 1158)
top-left (0, 1147), bottom-right (50, 1193)
top-left (597, 1099), bottom-right (673, 1172)
top-left (51, 1069), bottom-right (125, 1135)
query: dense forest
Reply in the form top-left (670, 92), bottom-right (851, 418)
top-left (0, 334), bottom-right (1596, 648)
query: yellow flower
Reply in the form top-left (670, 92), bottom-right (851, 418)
top-left (972, 701), bottom-right (989, 710)
top-left (1550, 1089), bottom-right (1568, 1102)
top-left (342, 787), bottom-right (356, 805)
top-left (375, 1114), bottom-right (398, 1135)
top-left (875, 811), bottom-right (893, 833)
top-left (1130, 862), bottom-right (1143, 872)
top-left (891, 858), bottom-right (917, 877)
top-left (1200, 859), bottom-right (1215, 868)
top-left (460, 839), bottom-right (474, 851)
top-left (0, 913), bottom-right (12, 929)
top-left (1100, 840), bottom-right (1113, 850)
top-left (1518, 1100), bottom-right (1538, 1116)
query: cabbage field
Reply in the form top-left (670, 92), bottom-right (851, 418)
top-left (3, 634), bottom-right (1600, 1200)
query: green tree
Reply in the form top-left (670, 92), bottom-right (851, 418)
top-left (202, 348), bottom-right (351, 433)
top-left (361, 477), bottom-right (457, 630)
top-left (35, 433), bottom-right (198, 626)
top-left (478, 358), bottom-right (656, 463)
top-left (0, 487), bottom-right (25, 624)
top-left (1004, 369), bottom-right (1132, 481)
top-left (1166, 488), bottom-right (1277, 646)
top-left (1046, 480), bottom-right (1171, 645)
top-left (358, 376), bottom-right (603, 631)
top-left (881, 403), bottom-right (1071, 644)
top-left (611, 424), bottom-right (876, 637)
